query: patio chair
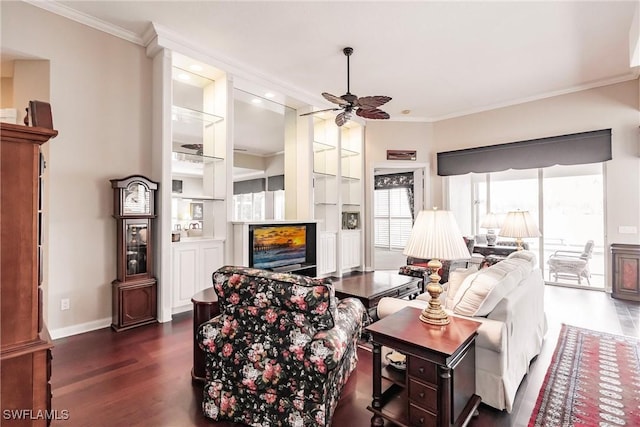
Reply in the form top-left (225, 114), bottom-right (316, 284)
top-left (547, 240), bottom-right (595, 285)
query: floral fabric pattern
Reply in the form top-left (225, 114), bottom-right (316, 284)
top-left (198, 266), bottom-right (367, 426)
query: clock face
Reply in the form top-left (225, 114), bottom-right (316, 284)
top-left (123, 182), bottom-right (150, 215)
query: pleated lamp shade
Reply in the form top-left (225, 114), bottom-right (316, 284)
top-left (499, 210), bottom-right (541, 239)
top-left (403, 209), bottom-right (471, 261)
top-left (480, 212), bottom-right (502, 229)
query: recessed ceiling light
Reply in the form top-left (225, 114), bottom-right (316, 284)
top-left (178, 73), bottom-right (190, 81)
top-left (264, 92), bottom-right (275, 98)
top-left (401, 109), bottom-right (411, 115)
top-left (251, 98), bottom-right (263, 104)
top-left (189, 64), bottom-right (203, 72)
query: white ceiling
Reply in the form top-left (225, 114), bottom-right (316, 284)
top-left (41, 0), bottom-right (638, 123)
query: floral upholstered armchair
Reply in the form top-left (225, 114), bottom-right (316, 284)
top-left (197, 266), bottom-right (368, 427)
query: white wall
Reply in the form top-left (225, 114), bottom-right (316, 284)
top-left (2, 2), bottom-right (153, 336)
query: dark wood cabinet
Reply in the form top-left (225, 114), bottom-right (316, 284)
top-left (611, 244), bottom-right (640, 302)
top-left (1, 122), bottom-right (57, 426)
top-left (110, 176), bottom-right (159, 331)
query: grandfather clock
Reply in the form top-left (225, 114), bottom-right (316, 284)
top-left (110, 175), bottom-right (159, 331)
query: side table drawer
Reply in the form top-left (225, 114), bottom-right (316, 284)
top-left (408, 356), bottom-right (437, 384)
top-left (397, 282), bottom-right (421, 298)
top-left (408, 378), bottom-right (437, 412)
top-left (409, 403), bottom-right (437, 427)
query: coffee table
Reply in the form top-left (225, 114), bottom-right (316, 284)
top-left (331, 271), bottom-right (422, 320)
top-left (366, 307), bottom-right (481, 427)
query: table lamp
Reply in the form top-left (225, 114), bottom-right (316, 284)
top-left (498, 210), bottom-right (541, 251)
top-left (480, 212), bottom-right (502, 246)
top-left (403, 209), bottom-right (471, 325)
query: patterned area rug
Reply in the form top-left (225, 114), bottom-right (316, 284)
top-left (529, 324), bottom-right (640, 427)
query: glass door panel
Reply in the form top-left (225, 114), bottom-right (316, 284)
top-left (488, 169), bottom-right (540, 254)
top-left (542, 164), bottom-right (604, 288)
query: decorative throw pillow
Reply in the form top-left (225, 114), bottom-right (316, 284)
top-left (443, 266), bottom-right (479, 310)
top-left (507, 250), bottom-right (537, 266)
top-left (451, 265), bottom-right (522, 317)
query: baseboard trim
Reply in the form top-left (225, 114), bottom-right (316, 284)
top-left (49, 317), bottom-right (111, 340)
top-left (172, 305), bottom-right (193, 315)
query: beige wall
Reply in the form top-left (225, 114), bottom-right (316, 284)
top-left (1, 77), bottom-right (14, 108)
top-left (2, 2), bottom-right (153, 336)
top-left (364, 121), bottom-right (434, 269)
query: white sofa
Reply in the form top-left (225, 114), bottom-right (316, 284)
top-left (376, 251), bottom-right (547, 412)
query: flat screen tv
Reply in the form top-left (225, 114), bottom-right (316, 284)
top-left (249, 224), bottom-right (309, 270)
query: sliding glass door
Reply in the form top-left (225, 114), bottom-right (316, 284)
top-left (448, 164), bottom-right (604, 290)
top-left (542, 164), bottom-right (604, 288)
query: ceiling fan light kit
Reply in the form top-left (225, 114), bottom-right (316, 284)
top-left (301, 47), bottom-right (392, 126)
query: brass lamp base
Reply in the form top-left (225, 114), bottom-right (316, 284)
top-left (419, 259), bottom-right (450, 326)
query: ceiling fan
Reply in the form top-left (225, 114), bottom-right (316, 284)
top-left (301, 47), bottom-right (392, 127)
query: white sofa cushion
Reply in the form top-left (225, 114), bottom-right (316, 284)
top-left (443, 266), bottom-right (479, 310)
top-left (451, 258), bottom-right (533, 316)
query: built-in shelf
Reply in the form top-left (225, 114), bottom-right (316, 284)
top-left (172, 151), bottom-right (224, 163)
top-left (171, 194), bottom-right (224, 201)
top-left (313, 171), bottom-right (337, 178)
top-left (171, 105), bottom-right (223, 127)
top-left (313, 141), bottom-right (337, 152)
top-left (341, 148), bottom-right (359, 158)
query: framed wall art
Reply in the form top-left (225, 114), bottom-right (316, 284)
top-left (190, 202), bottom-right (203, 220)
top-left (387, 150), bottom-right (416, 161)
top-left (342, 211), bottom-right (360, 230)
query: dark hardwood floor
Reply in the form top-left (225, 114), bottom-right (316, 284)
top-left (50, 284), bottom-right (639, 427)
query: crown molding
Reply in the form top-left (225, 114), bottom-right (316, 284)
top-left (24, 0), bottom-right (143, 45)
top-left (429, 72), bottom-right (639, 122)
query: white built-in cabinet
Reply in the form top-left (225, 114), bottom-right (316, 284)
top-left (317, 232), bottom-right (337, 276)
top-left (313, 117), bottom-right (364, 276)
top-left (147, 34), bottom-right (230, 320)
top-left (146, 27), bottom-right (366, 322)
top-left (172, 240), bottom-right (224, 312)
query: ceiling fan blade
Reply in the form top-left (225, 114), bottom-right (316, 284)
top-left (356, 108), bottom-right (390, 120)
top-left (356, 96), bottom-right (392, 110)
top-left (335, 112), bottom-right (348, 127)
top-left (299, 107), bottom-right (341, 117)
top-left (322, 92), bottom-right (349, 106)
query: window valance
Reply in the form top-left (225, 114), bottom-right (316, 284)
top-left (267, 175), bottom-right (284, 191)
top-left (437, 129), bottom-right (612, 176)
top-left (374, 172), bottom-right (414, 190)
top-left (233, 178), bottom-right (265, 195)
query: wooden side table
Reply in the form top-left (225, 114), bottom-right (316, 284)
top-left (366, 307), bottom-right (481, 427)
top-left (191, 287), bottom-right (219, 383)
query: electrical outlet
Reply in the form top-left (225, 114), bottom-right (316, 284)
top-left (60, 298), bottom-right (70, 311)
